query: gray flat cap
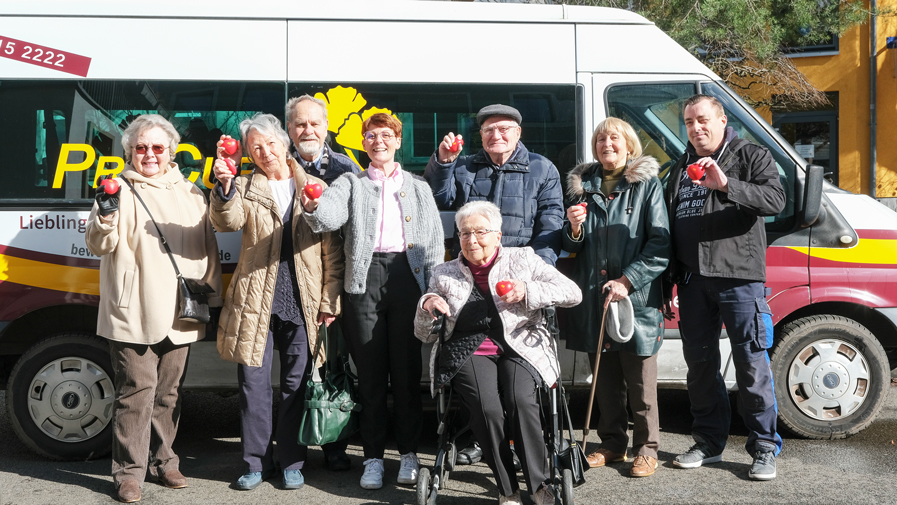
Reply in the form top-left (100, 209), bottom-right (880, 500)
top-left (476, 104), bottom-right (522, 126)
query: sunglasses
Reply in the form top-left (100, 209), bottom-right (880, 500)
top-left (134, 144), bottom-right (167, 155)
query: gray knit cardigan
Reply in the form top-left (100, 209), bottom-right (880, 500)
top-left (303, 169), bottom-right (445, 294)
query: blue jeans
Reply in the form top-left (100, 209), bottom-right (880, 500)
top-left (677, 274), bottom-right (783, 456)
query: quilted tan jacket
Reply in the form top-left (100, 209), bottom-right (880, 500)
top-left (414, 246), bottom-right (581, 392)
top-left (211, 158), bottom-right (344, 368)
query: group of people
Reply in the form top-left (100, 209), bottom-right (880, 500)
top-left (85, 93), bottom-right (785, 505)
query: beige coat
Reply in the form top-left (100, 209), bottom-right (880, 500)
top-left (85, 165), bottom-right (223, 345)
top-left (211, 158), bottom-right (343, 368)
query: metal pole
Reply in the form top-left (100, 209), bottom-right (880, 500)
top-left (871, 0), bottom-right (878, 198)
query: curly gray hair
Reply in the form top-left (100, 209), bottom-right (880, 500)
top-left (454, 201), bottom-right (503, 231)
top-left (120, 114), bottom-right (180, 163)
top-left (239, 113), bottom-right (291, 160)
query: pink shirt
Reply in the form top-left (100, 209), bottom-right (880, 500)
top-left (367, 164), bottom-right (407, 253)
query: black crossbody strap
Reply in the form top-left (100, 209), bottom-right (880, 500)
top-left (121, 177), bottom-right (183, 278)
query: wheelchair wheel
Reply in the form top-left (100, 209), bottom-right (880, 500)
top-left (561, 468), bottom-right (575, 505)
top-left (416, 467), bottom-right (432, 505)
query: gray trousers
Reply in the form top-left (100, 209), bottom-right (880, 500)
top-left (109, 338), bottom-right (189, 487)
top-left (452, 354), bottom-right (548, 496)
top-left (238, 318), bottom-right (311, 473)
top-left (589, 351), bottom-right (660, 459)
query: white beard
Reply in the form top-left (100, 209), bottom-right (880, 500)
top-left (297, 140), bottom-right (323, 158)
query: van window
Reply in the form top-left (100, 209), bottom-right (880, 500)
top-left (0, 80), bottom-right (285, 203)
top-left (606, 81), bottom-right (795, 232)
top-left (289, 83), bottom-right (579, 175)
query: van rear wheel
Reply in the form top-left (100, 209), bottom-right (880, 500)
top-left (6, 332), bottom-right (114, 460)
top-left (770, 315), bottom-right (889, 439)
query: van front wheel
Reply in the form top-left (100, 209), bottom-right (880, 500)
top-left (770, 315), bottom-right (889, 439)
top-left (6, 333), bottom-right (115, 460)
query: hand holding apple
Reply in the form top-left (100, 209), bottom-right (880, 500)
top-left (99, 178), bottom-right (120, 195)
top-left (495, 281), bottom-right (514, 297)
top-left (95, 176), bottom-right (120, 217)
top-left (450, 135), bottom-right (464, 153)
top-left (687, 163), bottom-right (705, 181)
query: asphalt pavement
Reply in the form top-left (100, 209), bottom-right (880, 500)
top-left (1, 382), bottom-right (896, 505)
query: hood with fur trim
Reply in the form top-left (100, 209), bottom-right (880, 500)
top-left (566, 155), bottom-right (660, 199)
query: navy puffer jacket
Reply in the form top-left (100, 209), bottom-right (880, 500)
top-left (424, 142), bottom-right (563, 265)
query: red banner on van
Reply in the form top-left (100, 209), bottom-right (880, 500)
top-left (0, 35), bottom-right (91, 77)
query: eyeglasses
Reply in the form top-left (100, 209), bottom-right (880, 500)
top-left (480, 124), bottom-right (518, 137)
top-left (459, 229), bottom-right (498, 240)
top-left (134, 144), bottom-right (167, 155)
top-left (363, 131), bottom-right (396, 142)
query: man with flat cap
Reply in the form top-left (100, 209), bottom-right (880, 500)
top-left (425, 104), bottom-right (564, 265)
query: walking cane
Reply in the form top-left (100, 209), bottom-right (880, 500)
top-left (581, 300), bottom-right (610, 450)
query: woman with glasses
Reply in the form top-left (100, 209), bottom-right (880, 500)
top-left (209, 113), bottom-right (344, 492)
top-left (301, 113), bottom-right (444, 490)
top-left (85, 114), bottom-right (222, 503)
top-left (563, 117), bottom-right (670, 478)
top-left (415, 201), bottom-right (581, 505)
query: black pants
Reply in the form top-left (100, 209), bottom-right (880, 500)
top-left (342, 252), bottom-right (423, 459)
top-left (452, 354), bottom-right (548, 497)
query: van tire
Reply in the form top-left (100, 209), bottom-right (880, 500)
top-left (770, 315), bottom-right (889, 439)
top-left (6, 332), bottom-right (114, 460)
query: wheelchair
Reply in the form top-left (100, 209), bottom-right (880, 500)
top-left (416, 307), bottom-right (584, 505)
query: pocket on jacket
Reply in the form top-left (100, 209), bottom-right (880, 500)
top-left (118, 269), bottom-right (136, 308)
top-left (754, 296), bottom-right (774, 351)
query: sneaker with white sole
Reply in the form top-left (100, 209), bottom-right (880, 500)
top-left (397, 452), bottom-right (420, 485)
top-left (360, 458), bottom-right (384, 490)
top-left (748, 448), bottom-right (776, 480)
top-left (673, 441), bottom-right (722, 469)
top-left (499, 490), bottom-right (522, 505)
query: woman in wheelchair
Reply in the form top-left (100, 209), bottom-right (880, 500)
top-left (414, 201), bottom-right (582, 505)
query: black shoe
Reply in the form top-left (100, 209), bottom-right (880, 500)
top-left (456, 442), bottom-right (483, 465)
top-left (325, 451), bottom-right (351, 471)
top-left (510, 444), bottom-right (521, 471)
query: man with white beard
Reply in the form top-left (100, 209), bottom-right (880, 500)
top-left (286, 95), bottom-right (360, 184)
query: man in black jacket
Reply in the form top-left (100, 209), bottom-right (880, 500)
top-left (663, 95), bottom-right (785, 481)
top-left (286, 95), bottom-right (360, 185)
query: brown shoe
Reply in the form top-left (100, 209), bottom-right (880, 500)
top-left (586, 448), bottom-right (627, 468)
top-left (630, 455), bottom-right (658, 477)
top-left (159, 469), bottom-right (188, 489)
top-left (117, 480), bottom-right (141, 503)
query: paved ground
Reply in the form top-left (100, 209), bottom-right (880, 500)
top-left (1, 382), bottom-right (896, 505)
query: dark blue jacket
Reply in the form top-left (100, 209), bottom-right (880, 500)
top-left (424, 141), bottom-right (563, 265)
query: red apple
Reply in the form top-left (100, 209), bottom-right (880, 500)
top-left (495, 281), bottom-right (514, 297)
top-left (687, 163), bottom-right (705, 181)
top-left (450, 136), bottom-right (464, 153)
top-left (578, 202), bottom-right (588, 211)
top-left (304, 183), bottom-right (323, 199)
top-left (225, 158), bottom-right (237, 175)
top-left (99, 178), bottom-right (120, 194)
top-left (222, 138), bottom-right (239, 156)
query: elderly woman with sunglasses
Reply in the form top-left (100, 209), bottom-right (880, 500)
top-left (301, 113), bottom-right (444, 491)
top-left (210, 113), bottom-right (344, 492)
top-left (414, 201), bottom-right (581, 505)
top-left (85, 114), bottom-right (222, 503)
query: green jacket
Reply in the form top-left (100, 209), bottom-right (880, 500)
top-left (561, 156), bottom-right (670, 356)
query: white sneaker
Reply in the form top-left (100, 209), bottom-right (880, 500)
top-left (397, 452), bottom-right (420, 485)
top-left (499, 490), bottom-right (522, 505)
top-left (360, 458), bottom-right (384, 490)
top-left (532, 485), bottom-right (555, 505)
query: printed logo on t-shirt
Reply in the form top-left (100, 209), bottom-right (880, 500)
top-left (675, 171), bottom-right (708, 221)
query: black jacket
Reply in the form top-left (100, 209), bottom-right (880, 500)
top-left (663, 134), bottom-right (785, 298)
top-left (424, 142), bottom-right (563, 265)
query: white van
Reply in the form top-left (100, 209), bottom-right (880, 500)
top-left (1, 1), bottom-right (894, 461)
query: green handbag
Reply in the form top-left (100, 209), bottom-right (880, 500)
top-left (297, 322), bottom-right (361, 446)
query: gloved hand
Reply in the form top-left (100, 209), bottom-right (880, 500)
top-left (95, 179), bottom-right (121, 216)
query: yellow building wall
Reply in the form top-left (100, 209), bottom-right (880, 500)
top-left (787, 1), bottom-right (897, 197)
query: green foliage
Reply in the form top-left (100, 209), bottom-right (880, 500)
top-left (565, 0), bottom-right (879, 107)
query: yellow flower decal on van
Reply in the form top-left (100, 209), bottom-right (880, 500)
top-left (315, 86), bottom-right (399, 169)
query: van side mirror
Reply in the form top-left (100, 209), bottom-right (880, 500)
top-left (801, 164), bottom-right (824, 227)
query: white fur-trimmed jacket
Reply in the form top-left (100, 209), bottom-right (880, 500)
top-left (414, 246), bottom-right (582, 393)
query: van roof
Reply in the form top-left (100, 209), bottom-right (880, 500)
top-left (0, 0), bottom-right (652, 25)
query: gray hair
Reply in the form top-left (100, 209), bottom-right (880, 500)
top-left (285, 94), bottom-right (328, 124)
top-left (121, 114), bottom-right (180, 162)
top-left (454, 201), bottom-right (503, 231)
top-left (239, 113), bottom-right (291, 159)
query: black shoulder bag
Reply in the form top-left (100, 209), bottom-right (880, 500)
top-left (123, 178), bottom-right (215, 324)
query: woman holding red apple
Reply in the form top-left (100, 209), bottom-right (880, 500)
top-left (209, 113), bottom-right (344, 492)
top-left (562, 117), bottom-right (670, 478)
top-left (85, 114), bottom-right (222, 503)
top-left (414, 201), bottom-right (582, 505)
